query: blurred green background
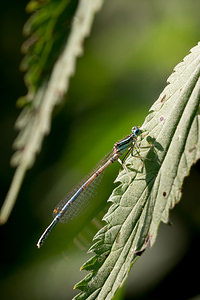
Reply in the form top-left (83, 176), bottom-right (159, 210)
top-left (0, 0), bottom-right (200, 299)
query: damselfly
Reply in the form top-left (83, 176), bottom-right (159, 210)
top-left (37, 126), bottom-right (142, 248)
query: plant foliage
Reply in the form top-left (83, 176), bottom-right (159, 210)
top-left (73, 42), bottom-right (200, 299)
top-left (0, 0), bottom-right (105, 224)
top-left (1, 1), bottom-right (200, 298)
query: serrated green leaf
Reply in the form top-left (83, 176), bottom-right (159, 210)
top-left (74, 42), bottom-right (200, 299)
top-left (0, 0), bottom-right (105, 224)
top-left (74, 273), bottom-right (94, 291)
top-left (81, 252), bottom-right (110, 272)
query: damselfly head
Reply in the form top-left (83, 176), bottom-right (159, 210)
top-left (132, 126), bottom-right (142, 137)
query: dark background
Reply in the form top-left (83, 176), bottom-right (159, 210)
top-left (0, 1), bottom-right (200, 299)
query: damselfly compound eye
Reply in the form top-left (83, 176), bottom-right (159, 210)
top-left (132, 127), bottom-right (142, 136)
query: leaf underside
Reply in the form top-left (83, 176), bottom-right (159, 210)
top-left (74, 42), bottom-right (200, 299)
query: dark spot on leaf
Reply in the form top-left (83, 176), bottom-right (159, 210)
top-left (134, 235), bottom-right (151, 256)
top-left (115, 231), bottom-right (121, 244)
top-left (160, 94), bottom-right (167, 103)
top-left (163, 191), bottom-right (167, 197)
top-left (135, 248), bottom-right (146, 256)
top-left (188, 146), bottom-right (196, 153)
top-left (160, 116), bottom-right (165, 122)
